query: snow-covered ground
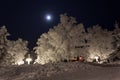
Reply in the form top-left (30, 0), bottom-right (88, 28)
top-left (0, 62), bottom-right (120, 80)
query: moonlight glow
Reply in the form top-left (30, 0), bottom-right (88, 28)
top-left (46, 14), bottom-right (52, 21)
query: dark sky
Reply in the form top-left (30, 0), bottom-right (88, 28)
top-left (0, 0), bottom-right (120, 49)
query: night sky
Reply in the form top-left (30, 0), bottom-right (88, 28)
top-left (0, 0), bottom-right (120, 49)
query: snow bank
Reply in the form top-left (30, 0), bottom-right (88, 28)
top-left (0, 62), bottom-right (120, 80)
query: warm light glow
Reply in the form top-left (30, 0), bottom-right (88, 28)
top-left (95, 56), bottom-right (99, 62)
top-left (26, 58), bottom-right (32, 64)
top-left (17, 60), bottom-right (24, 65)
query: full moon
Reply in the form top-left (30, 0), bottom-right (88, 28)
top-left (46, 14), bottom-right (52, 21)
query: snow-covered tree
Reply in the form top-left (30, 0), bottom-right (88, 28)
top-left (0, 26), bottom-right (28, 65)
top-left (0, 26), bottom-right (10, 65)
top-left (34, 14), bottom-right (87, 64)
top-left (112, 22), bottom-right (120, 48)
top-left (68, 23), bottom-right (88, 59)
top-left (86, 25), bottom-right (114, 62)
top-left (7, 39), bottom-right (28, 65)
top-left (108, 22), bottom-right (120, 62)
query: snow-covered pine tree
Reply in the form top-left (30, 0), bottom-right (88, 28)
top-left (0, 26), bottom-right (10, 65)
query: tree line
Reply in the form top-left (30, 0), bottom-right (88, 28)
top-left (0, 14), bottom-right (120, 65)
